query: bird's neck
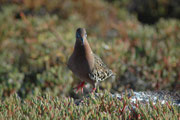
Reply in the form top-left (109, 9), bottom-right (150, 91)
top-left (74, 39), bottom-right (93, 56)
top-left (73, 39), bottom-right (94, 69)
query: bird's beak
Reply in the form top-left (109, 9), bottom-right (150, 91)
top-left (81, 37), bottom-right (84, 45)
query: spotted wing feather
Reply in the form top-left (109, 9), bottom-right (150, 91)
top-left (89, 54), bottom-right (114, 82)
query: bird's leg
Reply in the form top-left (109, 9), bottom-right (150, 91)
top-left (91, 87), bottom-right (96, 93)
top-left (75, 81), bottom-right (85, 93)
top-left (91, 82), bottom-right (97, 93)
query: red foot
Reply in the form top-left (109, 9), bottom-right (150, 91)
top-left (75, 81), bottom-right (85, 93)
top-left (91, 88), bottom-right (96, 93)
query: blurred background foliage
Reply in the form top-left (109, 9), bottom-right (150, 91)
top-left (0, 0), bottom-right (179, 99)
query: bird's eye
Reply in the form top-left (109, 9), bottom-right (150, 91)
top-left (78, 34), bottom-right (81, 38)
top-left (76, 33), bottom-right (81, 38)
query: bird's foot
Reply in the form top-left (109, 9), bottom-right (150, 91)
top-left (91, 88), bottom-right (96, 94)
top-left (75, 81), bottom-right (85, 94)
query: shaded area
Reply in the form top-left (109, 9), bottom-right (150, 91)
top-left (106, 0), bottom-right (180, 24)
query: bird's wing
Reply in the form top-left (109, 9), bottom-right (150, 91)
top-left (89, 54), bottom-right (114, 82)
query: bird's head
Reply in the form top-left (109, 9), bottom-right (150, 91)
top-left (76, 28), bottom-right (87, 45)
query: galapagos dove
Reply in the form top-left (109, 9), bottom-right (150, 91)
top-left (68, 28), bottom-right (114, 93)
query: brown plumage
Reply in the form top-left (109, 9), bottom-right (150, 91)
top-left (67, 28), bottom-right (114, 93)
